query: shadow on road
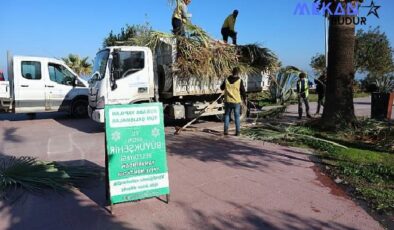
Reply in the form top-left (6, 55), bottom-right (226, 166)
top-left (161, 201), bottom-right (358, 230)
top-left (0, 112), bottom-right (70, 121)
top-left (167, 132), bottom-right (317, 172)
top-left (0, 154), bottom-right (135, 230)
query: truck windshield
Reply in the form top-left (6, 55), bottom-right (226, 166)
top-left (91, 50), bottom-right (109, 82)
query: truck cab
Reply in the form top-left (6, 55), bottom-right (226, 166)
top-left (89, 43), bottom-right (268, 124)
top-left (88, 46), bottom-right (154, 123)
top-left (0, 55), bottom-right (89, 116)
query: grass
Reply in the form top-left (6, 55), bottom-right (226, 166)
top-left (318, 147), bottom-right (393, 213)
top-left (242, 122), bottom-right (394, 214)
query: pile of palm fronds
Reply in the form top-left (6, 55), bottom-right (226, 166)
top-left (269, 66), bottom-right (302, 104)
top-left (243, 123), bottom-right (348, 151)
top-left (103, 23), bottom-right (280, 79)
top-left (0, 156), bottom-right (102, 199)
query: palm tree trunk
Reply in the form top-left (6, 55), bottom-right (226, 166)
top-left (322, 11), bottom-right (357, 129)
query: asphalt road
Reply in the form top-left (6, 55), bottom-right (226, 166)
top-left (0, 104), bottom-right (385, 230)
top-left (286, 97), bottom-right (394, 120)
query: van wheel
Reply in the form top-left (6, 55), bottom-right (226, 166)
top-left (72, 100), bottom-right (88, 118)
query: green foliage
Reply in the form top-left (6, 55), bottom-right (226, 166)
top-left (310, 53), bottom-right (326, 76)
top-left (0, 156), bottom-right (102, 198)
top-left (269, 66), bottom-right (301, 104)
top-left (103, 24), bottom-right (153, 48)
top-left (62, 54), bottom-right (92, 76)
top-left (355, 27), bottom-right (394, 77)
top-left (375, 73), bottom-right (394, 93)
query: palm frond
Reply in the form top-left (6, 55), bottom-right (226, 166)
top-left (0, 156), bottom-right (102, 198)
top-left (103, 23), bottom-right (279, 80)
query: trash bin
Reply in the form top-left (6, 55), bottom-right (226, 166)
top-left (371, 92), bottom-right (394, 120)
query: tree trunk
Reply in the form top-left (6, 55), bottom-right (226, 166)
top-left (322, 12), bottom-right (357, 129)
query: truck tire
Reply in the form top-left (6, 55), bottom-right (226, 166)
top-left (71, 99), bottom-right (88, 118)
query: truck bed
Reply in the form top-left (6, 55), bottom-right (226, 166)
top-left (155, 39), bottom-right (267, 98)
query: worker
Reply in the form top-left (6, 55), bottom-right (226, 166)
top-left (220, 67), bottom-right (247, 136)
top-left (172, 0), bottom-right (192, 36)
top-left (297, 72), bottom-right (312, 119)
top-left (314, 74), bottom-right (326, 115)
top-left (221, 10), bottom-right (239, 45)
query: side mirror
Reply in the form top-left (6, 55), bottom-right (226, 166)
top-left (110, 50), bottom-right (121, 91)
top-left (72, 78), bottom-right (77, 87)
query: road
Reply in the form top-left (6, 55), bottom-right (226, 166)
top-left (285, 97), bottom-right (394, 120)
top-left (0, 103), bottom-right (385, 230)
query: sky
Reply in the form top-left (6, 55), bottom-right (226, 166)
top-left (0, 0), bottom-right (393, 78)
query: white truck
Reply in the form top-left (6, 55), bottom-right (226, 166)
top-left (0, 53), bottom-right (89, 117)
top-left (88, 40), bottom-right (267, 123)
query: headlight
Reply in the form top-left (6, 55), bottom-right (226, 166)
top-left (97, 96), bottom-right (105, 109)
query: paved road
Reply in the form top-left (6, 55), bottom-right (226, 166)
top-left (0, 112), bottom-right (384, 229)
top-left (286, 97), bottom-right (394, 120)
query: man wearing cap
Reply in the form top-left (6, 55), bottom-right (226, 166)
top-left (221, 10), bottom-right (239, 45)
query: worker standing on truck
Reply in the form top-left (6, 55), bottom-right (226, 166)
top-left (297, 72), bottom-right (312, 119)
top-left (221, 10), bottom-right (239, 45)
top-left (172, 0), bottom-right (192, 36)
top-left (221, 67), bottom-right (246, 136)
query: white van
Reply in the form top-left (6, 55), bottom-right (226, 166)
top-left (0, 54), bottom-right (89, 117)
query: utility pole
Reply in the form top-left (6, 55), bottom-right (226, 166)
top-left (324, 15), bottom-right (329, 69)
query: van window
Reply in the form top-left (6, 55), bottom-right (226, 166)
top-left (48, 63), bottom-right (75, 86)
top-left (118, 51), bottom-right (145, 79)
top-left (21, 61), bottom-right (41, 80)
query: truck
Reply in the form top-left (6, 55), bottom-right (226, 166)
top-left (88, 39), bottom-right (268, 123)
top-left (0, 53), bottom-right (89, 117)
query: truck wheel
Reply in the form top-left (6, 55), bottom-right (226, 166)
top-left (71, 100), bottom-right (88, 118)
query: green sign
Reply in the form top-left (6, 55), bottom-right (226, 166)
top-left (105, 103), bottom-right (169, 204)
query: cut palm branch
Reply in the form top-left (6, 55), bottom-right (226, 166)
top-left (0, 156), bottom-right (102, 198)
top-left (243, 123), bottom-right (348, 150)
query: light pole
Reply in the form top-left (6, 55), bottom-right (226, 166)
top-left (324, 14), bottom-right (329, 69)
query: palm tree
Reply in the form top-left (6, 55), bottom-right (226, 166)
top-left (62, 54), bottom-right (92, 76)
top-left (315, 0), bottom-right (360, 129)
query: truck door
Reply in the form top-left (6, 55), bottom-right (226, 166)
top-left (14, 60), bottom-right (46, 112)
top-left (108, 50), bottom-right (151, 103)
top-left (46, 62), bottom-right (77, 111)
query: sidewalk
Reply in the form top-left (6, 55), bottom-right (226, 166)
top-left (0, 129), bottom-right (383, 230)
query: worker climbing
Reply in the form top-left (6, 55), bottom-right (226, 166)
top-left (172, 0), bottom-right (192, 36)
top-left (221, 10), bottom-right (239, 45)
